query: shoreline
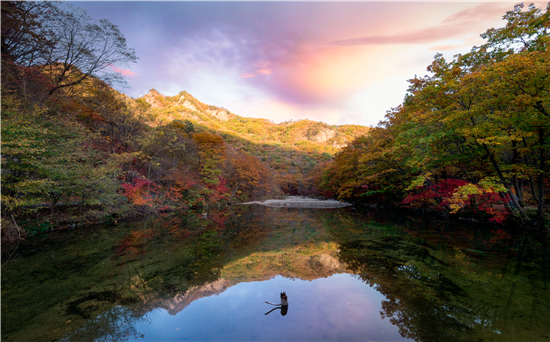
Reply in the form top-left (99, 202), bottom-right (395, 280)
top-left (236, 196), bottom-right (352, 209)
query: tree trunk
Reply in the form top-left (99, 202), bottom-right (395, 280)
top-left (228, 183), bottom-right (241, 202)
top-left (481, 143), bottom-right (526, 219)
top-left (536, 127), bottom-right (545, 223)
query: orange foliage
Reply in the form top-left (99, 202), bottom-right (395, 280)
top-left (193, 132), bottom-right (226, 152)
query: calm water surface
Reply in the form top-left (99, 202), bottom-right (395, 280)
top-left (2, 206), bottom-right (549, 341)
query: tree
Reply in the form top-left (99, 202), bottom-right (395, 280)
top-left (2, 1), bottom-right (138, 97)
top-left (1, 2), bottom-right (56, 103)
top-left (1, 1), bottom-right (55, 67)
top-left (1, 93), bottom-right (131, 239)
top-left (44, 3), bottom-right (138, 96)
top-left (85, 85), bottom-right (149, 154)
top-left (225, 148), bottom-right (271, 201)
top-left (193, 131), bottom-right (227, 182)
top-left (317, 3), bottom-right (549, 224)
top-left (472, 3), bottom-right (550, 61)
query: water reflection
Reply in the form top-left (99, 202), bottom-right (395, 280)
top-left (326, 210), bottom-right (550, 342)
top-left (1, 206), bottom-right (549, 341)
top-left (58, 306), bottom-right (147, 342)
top-left (264, 292), bottom-right (289, 316)
top-left (122, 274), bottom-right (405, 342)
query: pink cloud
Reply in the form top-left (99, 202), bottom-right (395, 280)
top-left (442, 3), bottom-right (513, 24)
top-left (328, 3), bottom-right (509, 46)
top-left (109, 65), bottom-right (139, 77)
top-left (329, 28), bottom-right (459, 46)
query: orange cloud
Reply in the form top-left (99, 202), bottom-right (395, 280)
top-left (240, 68), bottom-right (271, 78)
top-left (237, 3), bottom-right (524, 107)
top-left (253, 60), bottom-right (272, 69)
top-left (429, 43), bottom-right (472, 51)
top-left (255, 43), bottom-right (405, 106)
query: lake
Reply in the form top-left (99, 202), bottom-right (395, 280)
top-left (2, 205), bottom-right (549, 341)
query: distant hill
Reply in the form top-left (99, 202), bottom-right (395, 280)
top-left (138, 89), bottom-right (370, 194)
top-left (139, 89), bottom-right (369, 152)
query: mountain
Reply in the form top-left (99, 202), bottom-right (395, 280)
top-left (140, 89), bottom-right (369, 152)
top-left (138, 89), bottom-right (370, 195)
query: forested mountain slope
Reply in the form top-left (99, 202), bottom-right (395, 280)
top-left (137, 89), bottom-right (369, 193)
top-left (141, 89), bottom-right (368, 150)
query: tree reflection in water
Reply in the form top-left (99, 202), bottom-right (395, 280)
top-left (325, 210), bottom-right (550, 342)
top-left (2, 206), bottom-right (549, 342)
top-left (58, 306), bottom-right (148, 342)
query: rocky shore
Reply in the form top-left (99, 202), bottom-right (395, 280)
top-left (237, 196), bottom-right (351, 209)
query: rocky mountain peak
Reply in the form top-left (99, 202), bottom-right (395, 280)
top-left (143, 88), bottom-right (164, 108)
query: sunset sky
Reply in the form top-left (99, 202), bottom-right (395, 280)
top-left (73, 1), bottom-right (545, 127)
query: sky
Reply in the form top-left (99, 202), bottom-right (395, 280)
top-left (71, 1), bottom-right (546, 127)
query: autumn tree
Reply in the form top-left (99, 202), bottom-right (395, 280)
top-left (225, 147), bottom-right (271, 201)
top-left (192, 131), bottom-right (226, 182)
top-left (1, 1), bottom-right (137, 98)
top-left (84, 85), bottom-right (151, 154)
top-left (43, 3), bottom-right (138, 96)
top-left (1, 1), bottom-right (55, 66)
top-left (319, 2), bottom-right (549, 224)
top-left (1, 2), bottom-right (57, 103)
top-left (1, 93), bottom-right (131, 240)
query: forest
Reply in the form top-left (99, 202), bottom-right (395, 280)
top-left (1, 1), bottom-right (549, 244)
top-left (318, 3), bottom-right (550, 226)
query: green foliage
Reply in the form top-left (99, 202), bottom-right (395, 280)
top-left (318, 2), bottom-right (550, 224)
top-left (406, 173), bottom-right (432, 191)
top-left (1, 98), bottom-right (129, 218)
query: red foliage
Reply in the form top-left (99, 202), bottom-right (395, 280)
top-left (207, 178), bottom-right (229, 201)
top-left (402, 179), bottom-right (510, 223)
top-left (166, 177), bottom-right (196, 202)
top-left (474, 192), bottom-right (510, 223)
top-left (204, 211), bottom-right (231, 231)
top-left (485, 229), bottom-right (513, 247)
top-left (403, 179), bottom-right (469, 209)
top-left (121, 177), bottom-right (158, 206)
top-left (114, 229), bottom-right (155, 256)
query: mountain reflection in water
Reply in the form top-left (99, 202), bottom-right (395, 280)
top-left (1, 206), bottom-right (549, 341)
